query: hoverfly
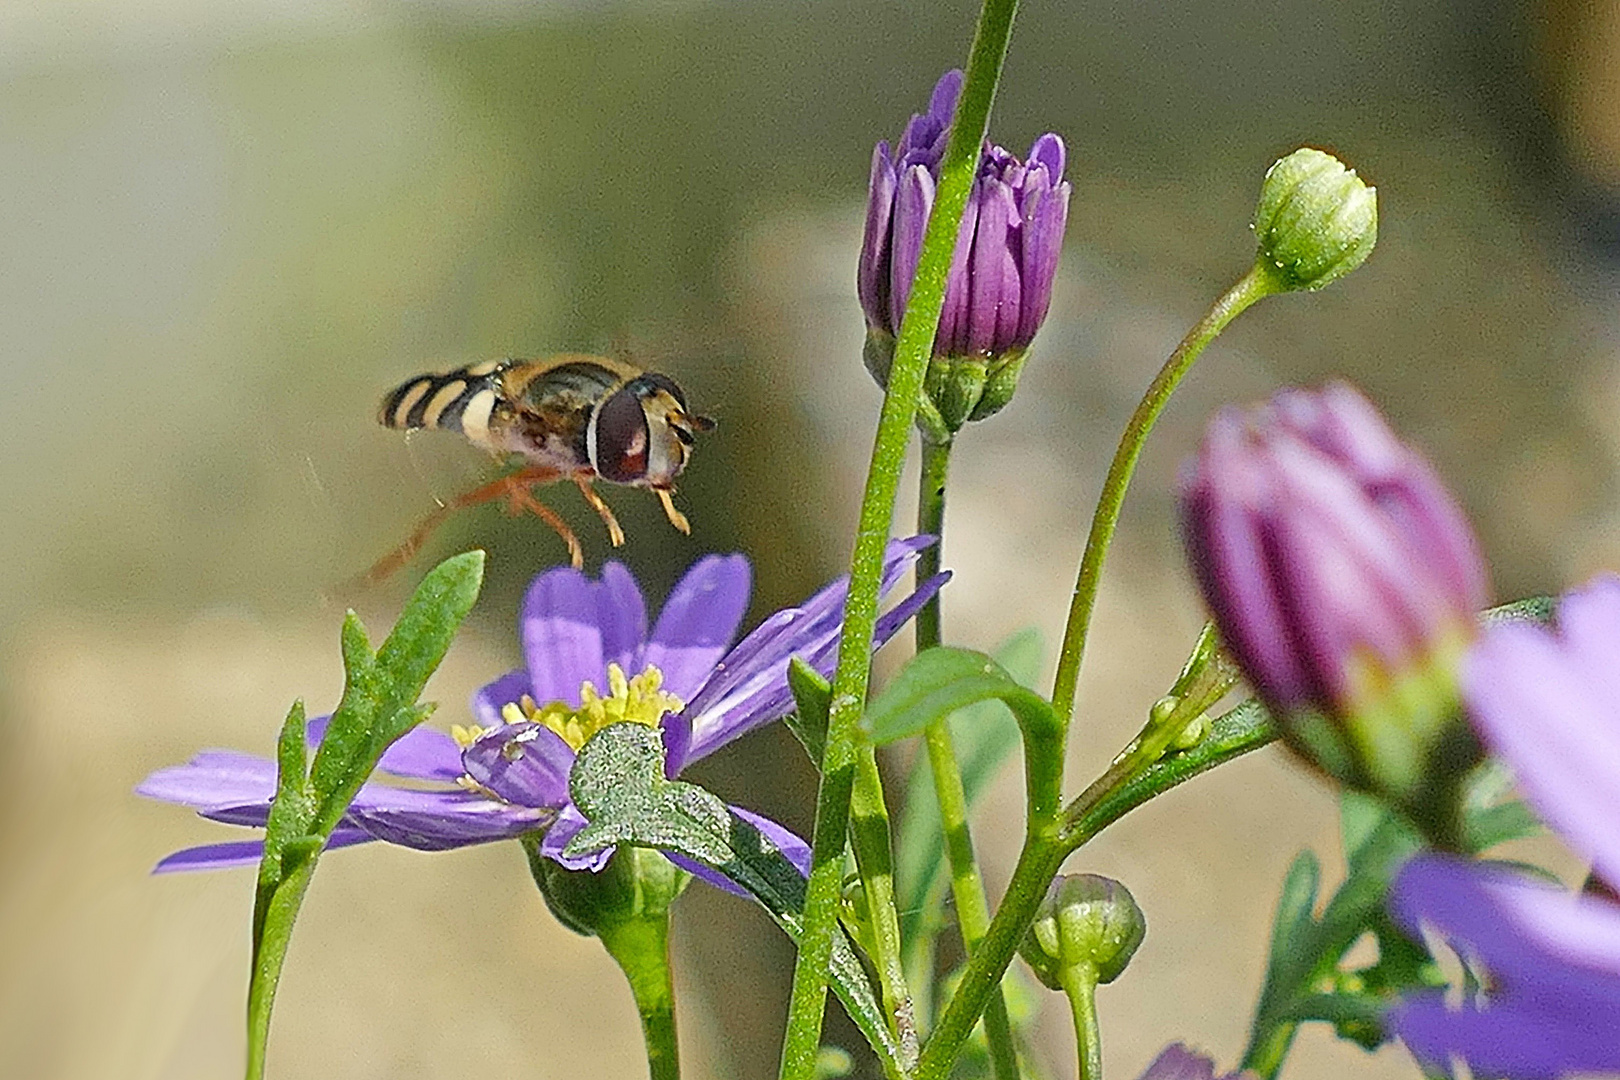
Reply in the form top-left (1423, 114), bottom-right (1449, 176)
top-left (364, 354), bottom-right (713, 583)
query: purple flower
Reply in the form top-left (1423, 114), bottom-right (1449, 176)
top-left (1389, 575), bottom-right (1620, 1076)
top-left (1178, 382), bottom-right (1488, 805)
top-left (140, 539), bottom-right (947, 893)
top-left (1133, 1044), bottom-right (1254, 1080)
top-left (857, 70), bottom-right (1070, 426)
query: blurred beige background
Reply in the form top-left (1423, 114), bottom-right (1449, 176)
top-left (3, 1), bottom-right (1619, 1078)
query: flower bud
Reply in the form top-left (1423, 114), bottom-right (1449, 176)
top-left (1179, 382), bottom-right (1488, 822)
top-left (858, 70), bottom-right (1070, 433)
top-left (527, 841), bottom-right (687, 938)
top-left (1252, 148), bottom-right (1376, 293)
top-left (1021, 873), bottom-right (1146, 991)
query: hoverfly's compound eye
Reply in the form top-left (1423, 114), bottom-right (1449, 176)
top-left (589, 384), bottom-right (651, 483)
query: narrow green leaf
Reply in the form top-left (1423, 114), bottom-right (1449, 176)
top-left (253, 700), bottom-right (312, 945)
top-left (309, 550), bottom-right (484, 834)
top-left (1270, 851), bottom-right (1322, 968)
top-left (1482, 595), bottom-right (1555, 626)
top-left (866, 645), bottom-right (1056, 746)
top-left (563, 723), bottom-right (905, 1075)
top-left (1463, 801), bottom-right (1542, 851)
top-left (1281, 993), bottom-right (1386, 1049)
top-left (785, 658), bottom-right (832, 768)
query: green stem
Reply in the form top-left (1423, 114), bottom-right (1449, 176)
top-left (914, 831), bottom-right (1067, 1080)
top-left (1242, 1019), bottom-right (1298, 1080)
top-left (777, 2), bottom-right (1020, 1076)
top-left (851, 748), bottom-right (921, 1064)
top-left (1057, 964), bottom-right (1103, 1080)
top-left (916, 436), bottom-right (1021, 1079)
top-left (600, 914), bottom-right (682, 1080)
top-left (1049, 265), bottom-right (1277, 724)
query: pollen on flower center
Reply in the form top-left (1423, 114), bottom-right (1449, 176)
top-left (511, 663), bottom-right (683, 752)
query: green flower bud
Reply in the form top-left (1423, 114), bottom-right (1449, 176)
top-left (1021, 874), bottom-right (1146, 991)
top-left (526, 841), bottom-right (688, 938)
top-left (1252, 148), bottom-right (1377, 292)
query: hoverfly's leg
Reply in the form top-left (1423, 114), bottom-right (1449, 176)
top-left (355, 466), bottom-right (565, 586)
top-left (654, 488), bottom-right (692, 535)
top-left (505, 481), bottom-right (585, 569)
top-left (573, 477), bottom-right (626, 547)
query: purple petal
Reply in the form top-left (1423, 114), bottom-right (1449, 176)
top-left (1017, 179), bottom-right (1069, 345)
top-left (472, 669), bottom-right (532, 728)
top-left (966, 177), bottom-right (1021, 355)
top-left (346, 787), bottom-right (547, 850)
top-left (136, 751), bottom-right (276, 810)
top-left (668, 805), bottom-right (811, 898)
top-left (1027, 132), bottom-right (1066, 183)
top-left (376, 724), bottom-right (464, 781)
top-left (928, 69), bottom-right (963, 127)
top-left (641, 553), bottom-right (752, 701)
top-left (936, 181), bottom-right (981, 357)
top-left (151, 826), bottom-right (376, 874)
top-left (1133, 1044), bottom-right (1221, 1080)
top-left (521, 564), bottom-right (648, 708)
top-left (858, 142), bottom-right (898, 330)
top-left (1390, 856), bottom-right (1620, 1074)
top-left (1464, 580), bottom-right (1620, 888)
top-left (461, 721), bottom-right (574, 810)
top-left (680, 543), bottom-right (944, 764)
top-left (539, 803), bottom-right (614, 872)
top-left (889, 164), bottom-right (934, 333)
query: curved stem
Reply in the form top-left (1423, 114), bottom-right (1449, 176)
top-left (915, 436), bottom-right (1021, 1079)
top-left (1057, 964), bottom-right (1103, 1080)
top-left (600, 914), bottom-right (682, 1080)
top-left (777, 3), bottom-right (1021, 1077)
top-left (1049, 265), bottom-right (1276, 724)
top-left (915, 832), bottom-right (1067, 1080)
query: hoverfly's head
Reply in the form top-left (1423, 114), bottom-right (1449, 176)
top-left (587, 372), bottom-right (715, 489)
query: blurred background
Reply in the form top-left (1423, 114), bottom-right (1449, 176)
top-left (3, 0), bottom-right (1619, 1077)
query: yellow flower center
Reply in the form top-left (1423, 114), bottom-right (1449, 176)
top-left (456, 663), bottom-right (684, 754)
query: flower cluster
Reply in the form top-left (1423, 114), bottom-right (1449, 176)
top-left (857, 68), bottom-right (1070, 428)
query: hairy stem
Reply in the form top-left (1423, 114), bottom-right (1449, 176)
top-left (776, 3), bottom-right (1021, 1076)
top-left (915, 436), bottom-right (1021, 1078)
top-left (601, 915), bottom-right (682, 1080)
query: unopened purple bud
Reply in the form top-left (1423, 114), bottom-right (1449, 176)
top-left (857, 69), bottom-right (1071, 432)
top-left (1179, 383), bottom-right (1488, 809)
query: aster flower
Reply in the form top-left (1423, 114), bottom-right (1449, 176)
top-left (140, 539), bottom-right (947, 891)
top-left (1389, 574), bottom-right (1620, 1076)
top-left (1178, 382), bottom-right (1488, 813)
top-left (858, 69), bottom-right (1071, 428)
top-left (1133, 1044), bottom-right (1254, 1080)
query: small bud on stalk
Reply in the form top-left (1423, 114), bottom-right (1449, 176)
top-left (1021, 873), bottom-right (1146, 991)
top-left (1179, 383), bottom-right (1489, 841)
top-left (1252, 147), bottom-right (1377, 293)
top-left (858, 70), bottom-right (1071, 435)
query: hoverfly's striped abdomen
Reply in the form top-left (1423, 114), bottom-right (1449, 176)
top-left (378, 360), bottom-right (509, 450)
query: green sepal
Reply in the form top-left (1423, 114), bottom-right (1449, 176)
top-left (785, 658), bottom-right (832, 768)
top-left (562, 723), bottom-right (906, 1076)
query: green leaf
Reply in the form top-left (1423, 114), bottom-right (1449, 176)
top-left (1281, 992), bottom-right (1386, 1050)
top-left (1482, 595), bottom-right (1555, 626)
top-left (308, 550), bottom-right (484, 835)
top-left (896, 629), bottom-right (1038, 947)
top-left (865, 645), bottom-right (1056, 746)
top-left (563, 723), bottom-right (906, 1076)
top-left (785, 658), bottom-right (832, 768)
top-left (245, 551), bottom-right (484, 1080)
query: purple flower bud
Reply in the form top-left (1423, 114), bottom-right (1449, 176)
top-left (858, 70), bottom-right (1071, 429)
top-left (1179, 382), bottom-right (1489, 809)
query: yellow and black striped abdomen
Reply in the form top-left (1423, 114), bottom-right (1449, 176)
top-left (378, 360), bottom-right (509, 449)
